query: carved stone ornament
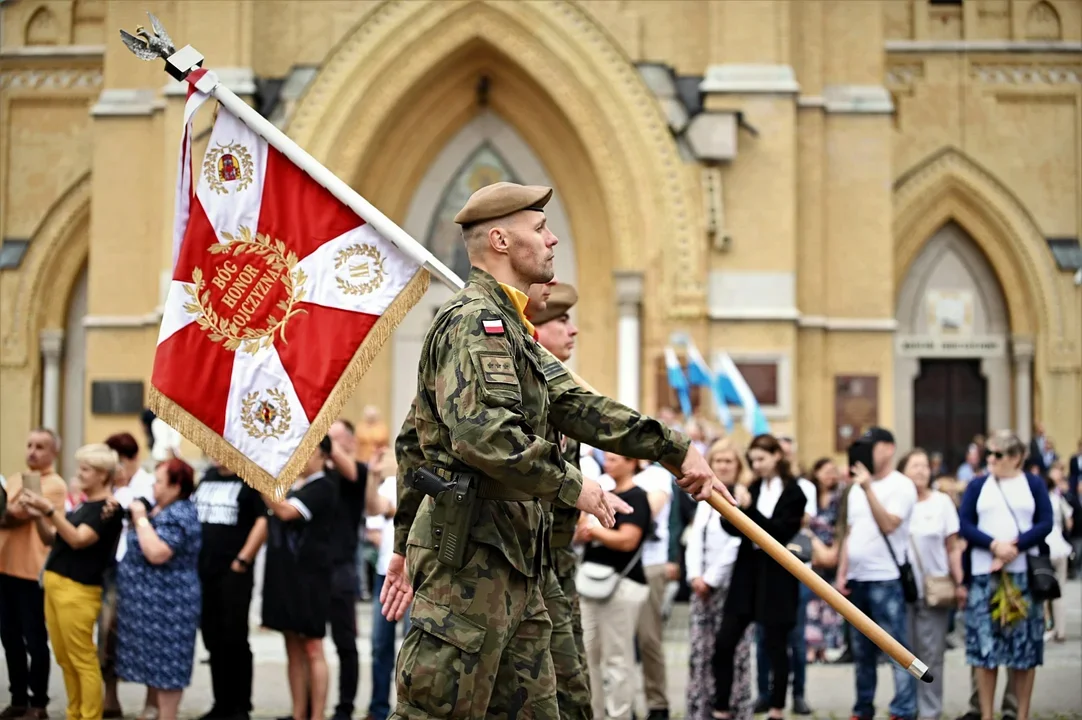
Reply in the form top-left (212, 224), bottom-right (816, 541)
top-left (284, 0), bottom-right (704, 318)
top-left (0, 68), bottom-right (103, 91)
top-left (970, 64), bottom-right (1081, 85)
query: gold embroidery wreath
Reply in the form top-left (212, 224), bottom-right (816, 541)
top-left (203, 141), bottom-right (254, 195)
top-left (182, 226), bottom-right (308, 354)
top-left (334, 243), bottom-right (387, 297)
top-left (240, 388), bottom-right (292, 441)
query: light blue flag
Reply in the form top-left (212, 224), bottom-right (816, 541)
top-left (663, 346), bottom-right (693, 418)
top-left (684, 340), bottom-right (734, 433)
top-left (716, 352), bottom-right (771, 436)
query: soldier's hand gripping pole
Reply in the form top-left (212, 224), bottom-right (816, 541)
top-left (703, 488), bottom-right (934, 683)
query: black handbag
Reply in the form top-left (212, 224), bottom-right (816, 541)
top-left (992, 478), bottom-right (1061, 603)
top-left (786, 530), bottom-right (813, 563)
top-left (876, 517), bottom-right (919, 604)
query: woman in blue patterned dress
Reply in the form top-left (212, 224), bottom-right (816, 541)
top-left (804, 458), bottom-right (845, 662)
top-left (959, 430), bottom-right (1053, 720)
top-left (116, 458), bottom-right (203, 720)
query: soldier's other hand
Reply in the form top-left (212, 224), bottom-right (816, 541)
top-left (380, 552), bottom-right (413, 621)
top-left (575, 477), bottom-right (616, 528)
top-left (603, 491), bottom-right (633, 515)
top-left (673, 444), bottom-right (716, 501)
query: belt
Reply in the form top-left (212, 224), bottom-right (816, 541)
top-left (478, 477), bottom-right (535, 502)
top-left (549, 530), bottom-right (574, 548)
top-left (433, 467), bottom-right (535, 502)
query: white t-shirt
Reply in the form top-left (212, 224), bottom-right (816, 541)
top-left (1049, 490), bottom-right (1074, 560)
top-left (685, 501), bottom-right (741, 589)
top-left (634, 464), bottom-right (673, 568)
top-left (972, 474), bottom-right (1035, 576)
top-left (908, 491), bottom-right (959, 598)
top-left (579, 445), bottom-right (602, 481)
top-left (845, 471), bottom-right (918, 582)
top-left (364, 476), bottom-right (398, 576)
top-left (113, 468), bottom-right (156, 561)
top-left (797, 478), bottom-right (817, 518)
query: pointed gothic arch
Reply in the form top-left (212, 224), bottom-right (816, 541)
top-left (1, 172), bottom-right (91, 369)
top-left (893, 147), bottom-right (1062, 345)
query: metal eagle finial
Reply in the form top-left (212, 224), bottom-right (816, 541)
top-left (119, 11), bottom-right (176, 61)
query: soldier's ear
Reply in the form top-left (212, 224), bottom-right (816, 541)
top-left (489, 226), bottom-right (510, 255)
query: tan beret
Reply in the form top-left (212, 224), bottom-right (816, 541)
top-left (453, 182), bottom-right (553, 226)
top-left (530, 283), bottom-right (578, 326)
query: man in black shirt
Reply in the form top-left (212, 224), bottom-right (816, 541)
top-left (192, 462), bottom-right (267, 720)
top-left (325, 419), bottom-right (384, 720)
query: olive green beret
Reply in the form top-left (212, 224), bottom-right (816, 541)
top-left (531, 282), bottom-right (577, 325)
top-left (453, 182), bottom-right (553, 226)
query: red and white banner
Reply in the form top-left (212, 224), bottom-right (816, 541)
top-left (150, 75), bottom-right (428, 494)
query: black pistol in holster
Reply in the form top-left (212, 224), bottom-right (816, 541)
top-left (408, 467), bottom-right (479, 570)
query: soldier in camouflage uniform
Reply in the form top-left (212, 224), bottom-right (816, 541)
top-left (383, 182), bottom-right (723, 719)
top-left (525, 282), bottom-right (593, 719)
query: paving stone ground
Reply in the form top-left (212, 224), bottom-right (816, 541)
top-left (10, 576), bottom-right (1081, 718)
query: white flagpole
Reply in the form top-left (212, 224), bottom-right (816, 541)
top-left (187, 66), bottom-right (464, 293)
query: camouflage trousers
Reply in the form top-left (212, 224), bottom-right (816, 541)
top-left (545, 569), bottom-right (592, 720)
top-left (392, 542), bottom-right (560, 719)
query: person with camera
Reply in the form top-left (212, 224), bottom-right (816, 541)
top-left (835, 427), bottom-right (918, 720)
top-left (18, 443), bottom-right (124, 720)
top-left (114, 458), bottom-right (203, 720)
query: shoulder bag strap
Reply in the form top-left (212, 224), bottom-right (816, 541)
top-left (864, 484), bottom-right (906, 569)
top-left (616, 542), bottom-right (646, 580)
top-left (908, 533), bottom-right (926, 576)
top-left (991, 476), bottom-right (1024, 536)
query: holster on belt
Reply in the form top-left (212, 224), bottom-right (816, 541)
top-left (407, 467), bottom-right (535, 569)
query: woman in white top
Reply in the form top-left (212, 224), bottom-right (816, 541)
top-left (1044, 460), bottom-right (1073, 643)
top-left (899, 449), bottom-right (965, 720)
top-left (684, 438), bottom-right (751, 720)
top-left (959, 430), bottom-right (1054, 720)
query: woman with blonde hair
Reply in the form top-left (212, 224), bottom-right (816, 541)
top-left (685, 437), bottom-right (753, 720)
top-left (18, 444), bottom-right (125, 720)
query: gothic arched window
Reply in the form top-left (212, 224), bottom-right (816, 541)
top-left (425, 143), bottom-right (519, 281)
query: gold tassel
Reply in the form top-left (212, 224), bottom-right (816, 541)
top-left (149, 267), bottom-right (431, 497)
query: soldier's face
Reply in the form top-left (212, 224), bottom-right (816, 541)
top-left (525, 279), bottom-right (557, 317)
top-left (506, 211), bottom-right (556, 284)
top-left (535, 315), bottom-right (577, 361)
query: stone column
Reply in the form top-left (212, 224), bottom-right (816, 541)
top-left (614, 271), bottom-right (644, 411)
top-left (39, 329), bottom-right (64, 432)
top-left (1012, 337), bottom-right (1035, 443)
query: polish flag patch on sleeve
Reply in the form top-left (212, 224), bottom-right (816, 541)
top-left (482, 319), bottom-right (505, 335)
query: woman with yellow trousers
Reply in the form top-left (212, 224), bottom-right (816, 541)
top-left (19, 444), bottom-right (124, 720)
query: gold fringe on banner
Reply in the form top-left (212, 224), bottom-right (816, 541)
top-left (149, 267), bottom-right (432, 499)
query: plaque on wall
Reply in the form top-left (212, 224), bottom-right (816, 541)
top-left (834, 375), bottom-right (879, 452)
top-left (925, 289), bottom-right (974, 335)
top-left (91, 381), bottom-right (145, 415)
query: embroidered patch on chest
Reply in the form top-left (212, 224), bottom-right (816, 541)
top-left (482, 319), bottom-right (505, 335)
top-left (476, 352), bottom-right (518, 386)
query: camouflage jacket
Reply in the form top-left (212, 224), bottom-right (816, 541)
top-left (404, 267), bottom-right (691, 577)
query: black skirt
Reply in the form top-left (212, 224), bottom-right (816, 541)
top-left (261, 524), bottom-right (332, 638)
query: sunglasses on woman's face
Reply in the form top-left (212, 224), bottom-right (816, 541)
top-left (986, 450), bottom-right (1005, 460)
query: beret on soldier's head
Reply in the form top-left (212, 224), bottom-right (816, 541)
top-left (531, 282), bottom-right (578, 326)
top-left (453, 182), bottom-right (554, 226)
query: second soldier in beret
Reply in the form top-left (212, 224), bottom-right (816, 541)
top-left (384, 181), bottom-right (721, 719)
